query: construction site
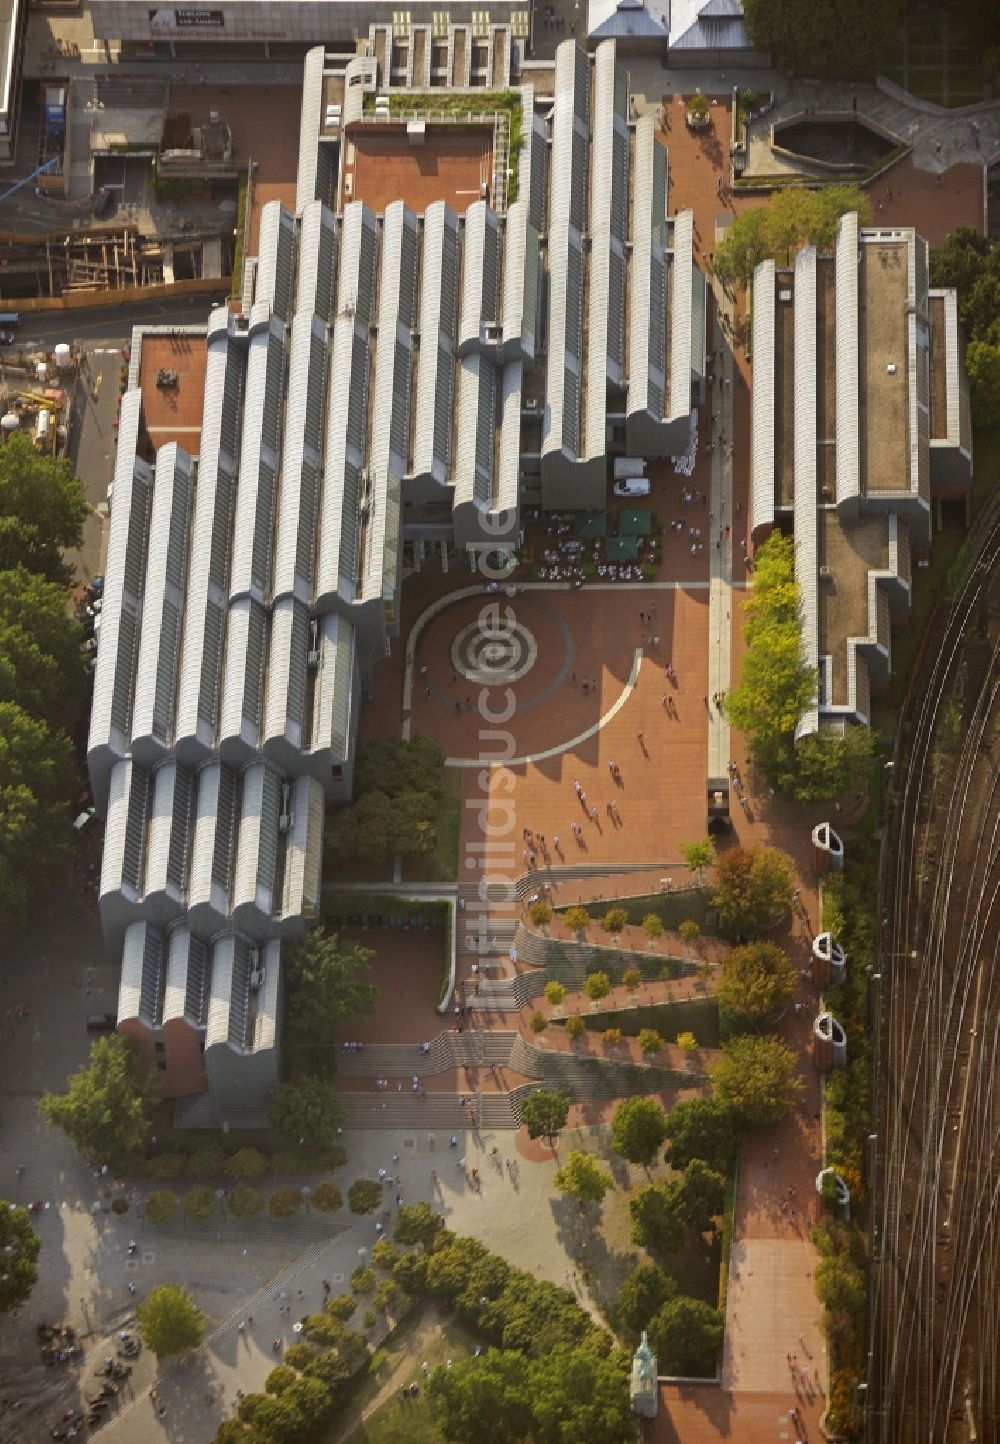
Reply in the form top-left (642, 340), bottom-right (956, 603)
top-left (0, 340), bottom-right (75, 454)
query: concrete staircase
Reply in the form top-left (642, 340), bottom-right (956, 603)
top-left (336, 1092), bottom-right (476, 1131)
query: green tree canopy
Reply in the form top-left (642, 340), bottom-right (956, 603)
top-left (136, 1283), bottom-right (204, 1360)
top-left (712, 1034), bottom-right (803, 1126)
top-left (0, 567), bottom-right (87, 718)
top-left (346, 1178), bottom-right (383, 1215)
top-left (39, 1033), bottom-right (157, 1162)
top-left (679, 837), bottom-right (714, 880)
top-left (711, 844), bottom-right (795, 938)
top-left (394, 1200), bottom-right (446, 1248)
top-left (965, 340), bottom-right (1000, 427)
top-left (554, 1150), bottom-right (613, 1207)
top-left (670, 1160), bottom-right (726, 1233)
top-left (776, 726), bottom-right (877, 802)
top-left (519, 1088), bottom-right (570, 1148)
top-left (663, 1097), bottom-right (742, 1174)
top-left (267, 1077), bottom-right (346, 1155)
top-left (0, 701), bottom-right (77, 919)
top-left (286, 929), bottom-right (376, 1036)
top-left (929, 230), bottom-right (1000, 429)
top-left (583, 970), bottom-right (611, 1002)
top-left (610, 1096), bottom-right (668, 1166)
top-left (0, 1201), bottom-right (41, 1313)
top-left (428, 1349), bottom-right (534, 1444)
top-left (648, 1295), bottom-right (724, 1376)
top-left (0, 434), bottom-right (89, 582)
top-left (713, 186), bottom-right (873, 290)
top-left (629, 1184), bottom-right (684, 1255)
top-left (354, 734), bottom-right (445, 799)
top-left (616, 1262), bottom-right (677, 1341)
top-left (718, 940), bottom-right (797, 1031)
top-left (742, 0), bottom-right (900, 79)
top-left (528, 1344), bottom-right (634, 1444)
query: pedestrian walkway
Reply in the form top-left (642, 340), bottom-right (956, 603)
top-left (706, 281), bottom-right (734, 785)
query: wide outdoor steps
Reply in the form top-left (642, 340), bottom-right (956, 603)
top-left (335, 1031), bottom-right (518, 1077)
top-left (508, 1035), bottom-right (706, 1099)
top-left (336, 1093), bottom-right (479, 1131)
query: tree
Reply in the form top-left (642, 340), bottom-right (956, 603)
top-left (564, 906), bottom-right (590, 933)
top-left (394, 1200), bottom-right (444, 1247)
top-left (671, 1160), bottom-right (726, 1233)
top-left (529, 1010), bottom-right (548, 1035)
top-left (611, 1097), bottom-right (668, 1166)
top-left (325, 1293), bottom-right (357, 1322)
top-left (622, 968), bottom-right (641, 993)
top-left (286, 929), bottom-right (376, 1036)
top-left (39, 1034), bottom-right (157, 1163)
top-left (663, 1098), bottom-right (742, 1175)
top-left (779, 726), bottom-right (876, 802)
top-left (0, 567), bottom-right (87, 718)
top-left (642, 913), bottom-right (664, 943)
top-left (543, 980), bottom-right (566, 1006)
top-left (390, 789), bottom-right (439, 859)
top-left (648, 1296), bottom-right (723, 1376)
top-left (629, 1184), bottom-right (684, 1254)
top-left (520, 1088), bottom-right (570, 1148)
top-left (0, 434), bottom-right (89, 582)
top-left (393, 1250), bottom-right (428, 1294)
top-left (373, 1277), bottom-right (405, 1316)
top-left (0, 702), bottom-right (77, 920)
top-left (742, 0), bottom-right (901, 80)
top-left (712, 1034), bottom-right (803, 1126)
top-left (679, 838), bottom-right (714, 882)
top-left (370, 1238), bottom-right (398, 1270)
top-left (136, 1283), bottom-right (204, 1360)
top-left (265, 1364), bottom-right (298, 1395)
top-left (616, 1262), bottom-right (678, 1341)
top-left (268, 1187), bottom-right (303, 1220)
top-left (603, 1027), bottom-right (623, 1048)
top-left (227, 1185), bottom-right (263, 1220)
top-left (676, 1031), bottom-right (698, 1054)
top-left (183, 1186), bottom-right (217, 1220)
top-left (583, 970), bottom-right (611, 1003)
top-left (713, 206), bottom-right (769, 289)
top-left (637, 1028), bottom-right (665, 1057)
top-left (679, 919), bottom-right (701, 950)
top-left (145, 1190), bottom-right (178, 1226)
top-left (602, 907), bottom-right (628, 934)
top-left (711, 844), bottom-right (795, 938)
top-left (350, 1265), bottom-right (376, 1294)
top-left (223, 1147), bottom-right (267, 1181)
top-left (554, 1150), bottom-right (613, 1207)
top-left (718, 941), bottom-right (797, 1031)
top-left (565, 1014), bottom-right (586, 1042)
top-left (529, 899), bottom-right (553, 927)
top-left (0, 1201), bottom-right (40, 1313)
top-left (268, 1078), bottom-right (346, 1155)
top-left (245, 1376), bottom-right (332, 1444)
top-left (354, 735), bottom-right (445, 799)
top-left (527, 1344), bottom-right (635, 1444)
top-left (428, 1349), bottom-right (534, 1444)
top-left (310, 1181), bottom-right (342, 1213)
top-left (347, 1178), bottom-right (383, 1215)
top-left (965, 340), bottom-right (1000, 426)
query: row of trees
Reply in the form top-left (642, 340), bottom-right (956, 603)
top-left (727, 533), bottom-right (876, 799)
top-left (38, 1033), bottom-right (351, 1167)
top-left (0, 435), bottom-right (91, 918)
top-left (931, 228), bottom-right (1000, 426)
top-left (325, 735), bottom-right (447, 864)
top-left (215, 1204), bottom-right (633, 1444)
top-left (713, 185), bottom-right (872, 290)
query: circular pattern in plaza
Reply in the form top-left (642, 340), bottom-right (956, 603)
top-left (450, 618), bottom-right (539, 684)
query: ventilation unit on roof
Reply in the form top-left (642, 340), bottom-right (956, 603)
top-left (819, 565), bottom-right (832, 579)
top-left (779, 289), bottom-right (792, 302)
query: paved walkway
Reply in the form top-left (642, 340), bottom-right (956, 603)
top-left (706, 278), bottom-right (735, 784)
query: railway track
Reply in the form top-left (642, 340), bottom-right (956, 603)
top-left (867, 501), bottom-right (1000, 1444)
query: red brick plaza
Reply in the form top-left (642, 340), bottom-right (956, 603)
top-left (340, 86), bottom-right (985, 1444)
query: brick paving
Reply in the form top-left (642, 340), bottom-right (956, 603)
top-left (346, 125), bottom-right (493, 215)
top-left (137, 331), bottom-right (206, 449)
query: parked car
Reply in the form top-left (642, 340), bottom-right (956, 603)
top-left (86, 1013), bottom-right (117, 1033)
top-left (0, 330), bottom-right (14, 347)
top-left (73, 806), bottom-right (96, 832)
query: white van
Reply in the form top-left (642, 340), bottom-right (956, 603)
top-left (613, 476), bottom-right (651, 498)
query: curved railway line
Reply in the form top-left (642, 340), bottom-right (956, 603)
top-left (868, 499), bottom-right (1000, 1443)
